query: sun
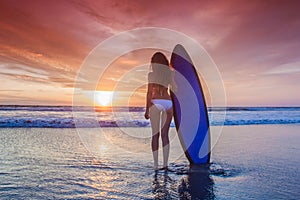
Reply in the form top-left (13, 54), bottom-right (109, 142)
top-left (95, 91), bottom-right (113, 107)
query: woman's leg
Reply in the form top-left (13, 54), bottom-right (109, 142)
top-left (161, 108), bottom-right (173, 168)
top-left (149, 106), bottom-right (161, 170)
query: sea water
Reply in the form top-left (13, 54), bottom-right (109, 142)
top-left (0, 106), bottom-right (300, 128)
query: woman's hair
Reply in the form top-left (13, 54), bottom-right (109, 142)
top-left (150, 52), bottom-right (171, 87)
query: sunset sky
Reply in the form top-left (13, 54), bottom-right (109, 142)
top-left (1, 0), bottom-right (300, 106)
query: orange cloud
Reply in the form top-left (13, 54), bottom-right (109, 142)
top-left (0, 0), bottom-right (300, 106)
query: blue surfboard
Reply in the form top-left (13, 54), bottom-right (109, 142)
top-left (171, 44), bottom-right (210, 164)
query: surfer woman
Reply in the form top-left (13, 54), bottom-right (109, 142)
top-left (144, 52), bottom-right (175, 170)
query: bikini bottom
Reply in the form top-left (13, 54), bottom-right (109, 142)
top-left (151, 99), bottom-right (172, 111)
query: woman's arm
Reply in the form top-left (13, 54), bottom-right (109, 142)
top-left (145, 74), bottom-right (153, 119)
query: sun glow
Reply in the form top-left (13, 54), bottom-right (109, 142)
top-left (95, 91), bottom-right (113, 106)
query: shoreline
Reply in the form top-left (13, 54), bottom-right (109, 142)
top-left (1, 123), bottom-right (300, 128)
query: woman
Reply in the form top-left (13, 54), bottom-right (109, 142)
top-left (144, 52), bottom-right (174, 170)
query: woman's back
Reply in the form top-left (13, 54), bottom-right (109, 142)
top-left (148, 72), bottom-right (171, 100)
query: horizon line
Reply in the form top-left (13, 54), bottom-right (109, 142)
top-left (0, 104), bottom-right (300, 108)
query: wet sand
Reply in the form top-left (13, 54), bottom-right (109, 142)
top-left (0, 125), bottom-right (299, 199)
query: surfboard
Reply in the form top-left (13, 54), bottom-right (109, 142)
top-left (170, 44), bottom-right (210, 164)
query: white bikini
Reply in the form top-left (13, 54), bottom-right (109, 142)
top-left (151, 99), bottom-right (173, 111)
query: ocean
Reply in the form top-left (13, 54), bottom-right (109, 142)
top-left (0, 106), bottom-right (299, 199)
top-left (0, 106), bottom-right (300, 128)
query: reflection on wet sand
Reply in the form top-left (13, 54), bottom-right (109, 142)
top-left (152, 165), bottom-right (215, 199)
top-left (152, 170), bottom-right (175, 199)
top-left (178, 165), bottom-right (215, 199)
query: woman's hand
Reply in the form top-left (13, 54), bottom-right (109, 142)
top-left (144, 110), bottom-right (150, 119)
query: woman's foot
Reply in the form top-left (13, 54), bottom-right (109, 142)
top-left (159, 166), bottom-right (168, 171)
